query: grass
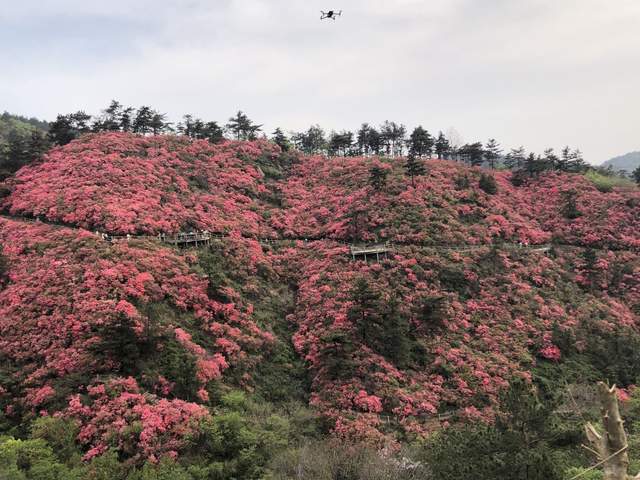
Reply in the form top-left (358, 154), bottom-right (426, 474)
top-left (584, 170), bottom-right (636, 192)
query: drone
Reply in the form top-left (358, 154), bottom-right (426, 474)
top-left (320, 10), bottom-right (342, 20)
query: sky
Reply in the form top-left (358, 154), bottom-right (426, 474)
top-left (1, 0), bottom-right (639, 164)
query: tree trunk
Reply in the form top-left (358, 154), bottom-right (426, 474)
top-left (584, 382), bottom-right (633, 480)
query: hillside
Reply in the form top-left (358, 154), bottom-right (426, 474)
top-left (1, 132), bottom-right (640, 478)
top-left (0, 112), bottom-right (49, 179)
top-left (602, 151), bottom-right (640, 173)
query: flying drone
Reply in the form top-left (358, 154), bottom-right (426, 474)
top-left (320, 10), bottom-right (342, 20)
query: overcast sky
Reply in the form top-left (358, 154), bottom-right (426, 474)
top-left (1, 0), bottom-right (639, 163)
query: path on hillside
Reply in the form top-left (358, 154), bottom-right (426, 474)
top-left (0, 211), bottom-right (636, 254)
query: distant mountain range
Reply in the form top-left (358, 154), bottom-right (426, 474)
top-left (601, 151), bottom-right (640, 173)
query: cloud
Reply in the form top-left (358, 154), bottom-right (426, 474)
top-left (1, 0), bottom-right (639, 163)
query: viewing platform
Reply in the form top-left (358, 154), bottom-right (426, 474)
top-left (162, 231), bottom-right (212, 247)
top-left (350, 242), bottom-right (391, 262)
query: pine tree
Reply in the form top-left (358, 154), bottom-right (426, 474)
top-left (378, 297), bottom-right (411, 367)
top-left (380, 120), bottom-right (406, 156)
top-left (405, 152), bottom-right (426, 187)
top-left (133, 106), bottom-right (154, 135)
top-left (557, 146), bottom-right (572, 172)
top-left (369, 164), bottom-right (389, 191)
top-left (226, 111), bottom-right (262, 140)
top-left (567, 148), bottom-right (587, 173)
top-left (504, 146), bottom-right (526, 170)
top-left (150, 112), bottom-right (168, 135)
top-left (47, 111), bottom-right (91, 146)
top-left (328, 131), bottom-right (354, 156)
top-left (95, 100), bottom-right (124, 131)
top-left (479, 173), bottom-right (498, 194)
top-left (459, 142), bottom-right (484, 166)
top-left (26, 130), bottom-right (50, 164)
top-left (347, 278), bottom-right (383, 345)
top-left (543, 148), bottom-right (558, 171)
top-left (271, 128), bottom-right (290, 151)
top-left (435, 131), bottom-right (450, 159)
top-left (119, 107), bottom-right (134, 132)
top-left (357, 123), bottom-right (380, 155)
top-left (295, 125), bottom-right (326, 154)
top-left (408, 126), bottom-right (434, 157)
top-left (484, 139), bottom-right (502, 169)
top-left (560, 189), bottom-right (581, 219)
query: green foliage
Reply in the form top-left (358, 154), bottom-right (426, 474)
top-left (479, 173), bottom-right (498, 194)
top-left (404, 153), bottom-right (426, 187)
top-left (422, 381), bottom-right (566, 480)
top-left (0, 244), bottom-right (8, 287)
top-left (584, 170), bottom-right (635, 192)
top-left (30, 418), bottom-right (80, 466)
top-left (369, 165), bottom-right (389, 191)
top-left (454, 174), bottom-right (470, 189)
top-left (0, 436), bottom-right (81, 480)
top-left (560, 190), bottom-right (581, 220)
top-left (192, 391), bottom-right (292, 480)
top-left (226, 111), bottom-right (262, 141)
top-left (127, 459), bottom-right (193, 480)
top-left (346, 279), bottom-right (414, 367)
top-left (271, 128), bottom-right (291, 152)
top-left (0, 113), bottom-right (49, 178)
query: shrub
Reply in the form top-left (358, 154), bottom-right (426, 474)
top-left (479, 173), bottom-right (498, 194)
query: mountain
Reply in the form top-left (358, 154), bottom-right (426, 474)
top-left (0, 132), bottom-right (639, 477)
top-left (601, 151), bottom-right (640, 173)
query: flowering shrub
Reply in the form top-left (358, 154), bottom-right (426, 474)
top-left (66, 377), bottom-right (208, 463)
top-left (1, 133), bottom-right (639, 454)
top-left (0, 217), bottom-right (272, 415)
top-left (2, 133), bottom-right (280, 236)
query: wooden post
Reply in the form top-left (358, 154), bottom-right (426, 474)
top-left (584, 382), bottom-right (633, 480)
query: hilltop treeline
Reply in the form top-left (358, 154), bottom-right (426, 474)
top-left (6, 100), bottom-right (640, 186)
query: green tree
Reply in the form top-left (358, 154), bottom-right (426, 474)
top-left (408, 126), bottom-right (433, 157)
top-left (347, 278), bottom-right (383, 346)
top-left (633, 166), bottom-right (640, 185)
top-left (423, 381), bottom-right (564, 480)
top-left (357, 123), bottom-right (381, 156)
top-left (271, 128), bottom-right (291, 151)
top-left (94, 100), bottom-right (124, 131)
top-left (560, 189), bottom-right (581, 219)
top-left (47, 111), bottom-right (91, 145)
top-left (202, 121), bottom-right (224, 143)
top-left (292, 125), bottom-right (326, 154)
top-left (405, 152), bottom-right (426, 187)
top-left (380, 120), bottom-right (406, 156)
top-left (435, 131), bottom-right (450, 159)
top-left (543, 148), bottom-right (558, 171)
top-left (226, 111), bottom-right (262, 140)
top-left (459, 142), bottom-right (484, 166)
top-left (119, 107), bottom-right (134, 132)
top-left (150, 112), bottom-right (169, 135)
top-left (328, 131), bottom-right (354, 156)
top-left (504, 146), bottom-right (526, 170)
top-left (369, 164), bottom-right (389, 191)
top-left (479, 173), bottom-right (498, 194)
top-left (133, 106), bottom-right (154, 135)
top-left (377, 297), bottom-right (412, 367)
top-left (484, 139), bottom-right (502, 169)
